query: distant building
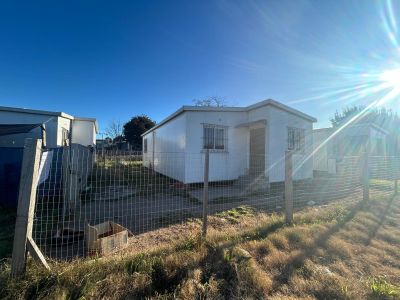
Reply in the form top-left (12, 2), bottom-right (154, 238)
top-left (313, 123), bottom-right (388, 174)
top-left (0, 106), bottom-right (98, 148)
top-left (0, 106), bottom-right (98, 208)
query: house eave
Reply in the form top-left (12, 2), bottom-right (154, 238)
top-left (0, 106), bottom-right (98, 133)
top-left (0, 105), bottom-right (74, 120)
top-left (141, 98), bottom-right (317, 136)
top-left (235, 119), bottom-right (267, 128)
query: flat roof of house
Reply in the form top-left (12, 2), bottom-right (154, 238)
top-left (0, 106), bottom-right (98, 132)
top-left (142, 99), bottom-right (317, 136)
top-left (0, 105), bottom-right (74, 119)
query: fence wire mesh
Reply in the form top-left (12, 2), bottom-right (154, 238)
top-left (32, 147), bottom-right (399, 260)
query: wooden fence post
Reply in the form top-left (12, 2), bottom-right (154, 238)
top-left (11, 139), bottom-right (42, 277)
top-left (362, 152), bottom-right (370, 202)
top-left (285, 150), bottom-right (293, 224)
top-left (202, 149), bottom-right (210, 238)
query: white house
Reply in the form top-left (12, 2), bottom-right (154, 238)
top-left (313, 123), bottom-right (388, 174)
top-left (0, 106), bottom-right (98, 148)
top-left (142, 99), bottom-right (317, 184)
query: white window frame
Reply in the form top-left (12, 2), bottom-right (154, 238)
top-left (202, 124), bottom-right (228, 151)
top-left (288, 127), bottom-right (305, 153)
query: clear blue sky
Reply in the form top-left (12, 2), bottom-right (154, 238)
top-left (1, 0), bottom-right (400, 132)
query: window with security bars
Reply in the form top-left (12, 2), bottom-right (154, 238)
top-left (288, 127), bottom-right (305, 152)
top-left (203, 124), bottom-right (227, 150)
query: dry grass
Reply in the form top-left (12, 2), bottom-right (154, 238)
top-left (1, 193), bottom-right (400, 299)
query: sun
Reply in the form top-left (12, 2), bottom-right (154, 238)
top-left (379, 68), bottom-right (400, 89)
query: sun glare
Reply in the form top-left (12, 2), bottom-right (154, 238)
top-left (379, 68), bottom-right (400, 89)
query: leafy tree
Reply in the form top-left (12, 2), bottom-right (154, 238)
top-left (123, 115), bottom-right (156, 150)
top-left (330, 106), bottom-right (364, 127)
top-left (113, 135), bottom-right (125, 143)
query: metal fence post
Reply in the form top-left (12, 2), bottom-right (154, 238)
top-left (202, 149), bottom-right (210, 238)
top-left (362, 151), bottom-right (370, 202)
top-left (11, 139), bottom-right (42, 277)
top-left (285, 150), bottom-right (293, 224)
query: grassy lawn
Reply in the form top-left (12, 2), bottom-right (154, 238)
top-left (87, 158), bottom-right (182, 198)
top-left (1, 193), bottom-right (400, 299)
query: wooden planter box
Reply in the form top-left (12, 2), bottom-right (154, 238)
top-left (85, 221), bottom-right (132, 256)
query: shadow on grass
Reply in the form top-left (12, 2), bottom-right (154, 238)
top-left (365, 194), bottom-right (397, 245)
top-left (272, 198), bottom-right (368, 286)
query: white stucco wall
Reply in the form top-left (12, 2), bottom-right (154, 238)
top-left (313, 129), bottom-right (332, 172)
top-left (57, 117), bottom-right (71, 146)
top-left (71, 119), bottom-right (96, 146)
top-left (264, 106), bottom-right (313, 181)
top-left (185, 111), bottom-right (248, 183)
top-left (142, 112), bottom-right (187, 182)
top-left (369, 127), bottom-right (387, 155)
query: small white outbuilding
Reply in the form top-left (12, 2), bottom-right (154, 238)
top-left (142, 99), bottom-right (317, 184)
top-left (0, 106), bottom-right (98, 148)
top-left (313, 123), bottom-right (388, 174)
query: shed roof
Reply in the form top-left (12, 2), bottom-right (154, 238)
top-left (142, 99), bottom-right (317, 136)
top-left (0, 106), bottom-right (98, 133)
top-left (0, 124), bottom-right (42, 136)
top-left (0, 105), bottom-right (74, 119)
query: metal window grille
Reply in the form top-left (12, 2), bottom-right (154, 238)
top-left (203, 124), bottom-right (226, 150)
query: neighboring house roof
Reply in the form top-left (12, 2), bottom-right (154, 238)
top-left (313, 123), bottom-right (389, 136)
top-left (0, 105), bottom-right (74, 119)
top-left (0, 106), bottom-right (98, 133)
top-left (142, 99), bottom-right (317, 136)
top-left (0, 124), bottom-right (42, 136)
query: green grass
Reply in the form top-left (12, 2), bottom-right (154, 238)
top-left (370, 179), bottom-right (395, 191)
top-left (369, 276), bottom-right (400, 299)
top-left (216, 206), bottom-right (256, 223)
top-left (87, 160), bottom-right (182, 198)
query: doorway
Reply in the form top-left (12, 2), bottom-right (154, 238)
top-left (249, 127), bottom-right (265, 175)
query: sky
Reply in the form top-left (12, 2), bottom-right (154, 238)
top-left (1, 0), bottom-right (400, 133)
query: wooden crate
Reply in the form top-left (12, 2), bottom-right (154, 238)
top-left (85, 221), bottom-right (132, 256)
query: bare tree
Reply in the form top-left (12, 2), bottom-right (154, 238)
top-left (105, 119), bottom-right (123, 141)
top-left (192, 96), bottom-right (228, 107)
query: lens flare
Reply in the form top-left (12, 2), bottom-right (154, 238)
top-left (379, 68), bottom-right (400, 89)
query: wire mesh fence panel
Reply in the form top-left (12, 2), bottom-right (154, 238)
top-left (32, 147), bottom-right (400, 260)
top-left (293, 156), bottom-right (364, 208)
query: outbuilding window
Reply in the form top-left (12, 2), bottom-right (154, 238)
top-left (288, 127), bottom-right (305, 152)
top-left (203, 124), bottom-right (227, 150)
top-left (143, 138), bottom-right (148, 153)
